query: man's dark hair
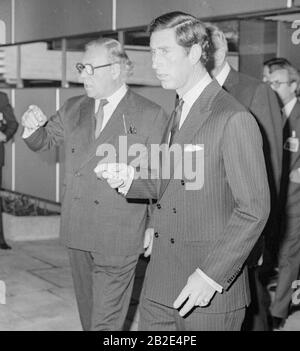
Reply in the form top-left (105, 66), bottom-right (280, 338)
top-left (148, 11), bottom-right (211, 66)
top-left (263, 57), bottom-right (291, 69)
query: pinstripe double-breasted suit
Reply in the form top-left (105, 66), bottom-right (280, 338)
top-left (24, 88), bottom-right (169, 330)
top-left (126, 80), bottom-right (270, 330)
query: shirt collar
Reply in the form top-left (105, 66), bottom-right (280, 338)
top-left (181, 72), bottom-right (212, 108)
top-left (283, 97), bottom-right (297, 118)
top-left (95, 84), bottom-right (127, 112)
top-left (215, 61), bottom-right (231, 87)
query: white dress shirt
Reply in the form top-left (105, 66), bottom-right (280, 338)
top-left (179, 72), bottom-right (213, 129)
top-left (94, 84), bottom-right (127, 132)
top-left (214, 61), bottom-right (231, 87)
top-left (283, 97), bottom-right (297, 118)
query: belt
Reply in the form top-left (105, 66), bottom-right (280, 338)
top-left (127, 198), bottom-right (157, 205)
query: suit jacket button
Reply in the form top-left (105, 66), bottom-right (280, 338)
top-left (156, 204), bottom-right (161, 209)
top-left (181, 180), bottom-right (185, 186)
top-left (75, 172), bottom-right (81, 177)
top-left (172, 208), bottom-right (177, 213)
top-left (154, 232), bottom-right (159, 238)
top-left (94, 200), bottom-right (99, 205)
top-left (170, 238), bottom-right (175, 244)
top-left (71, 148), bottom-right (75, 153)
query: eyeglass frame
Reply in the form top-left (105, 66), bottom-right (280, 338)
top-left (75, 62), bottom-right (116, 75)
top-left (266, 80), bottom-right (291, 89)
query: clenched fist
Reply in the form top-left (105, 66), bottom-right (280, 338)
top-left (22, 105), bottom-right (47, 131)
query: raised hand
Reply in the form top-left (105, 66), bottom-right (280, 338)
top-left (22, 105), bottom-right (47, 130)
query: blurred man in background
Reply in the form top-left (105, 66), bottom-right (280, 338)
top-left (266, 61), bottom-right (300, 330)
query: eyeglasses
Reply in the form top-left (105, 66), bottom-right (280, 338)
top-left (75, 62), bottom-right (113, 75)
top-left (266, 80), bottom-right (290, 89)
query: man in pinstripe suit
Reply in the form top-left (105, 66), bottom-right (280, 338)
top-left (96, 12), bottom-right (270, 331)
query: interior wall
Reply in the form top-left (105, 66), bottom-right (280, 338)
top-left (116, 0), bottom-right (287, 29)
top-left (277, 21), bottom-right (300, 70)
top-left (14, 0), bottom-right (113, 43)
top-left (13, 89), bottom-right (57, 201)
top-left (0, 0), bottom-right (290, 45)
top-left (0, 0), bottom-right (11, 44)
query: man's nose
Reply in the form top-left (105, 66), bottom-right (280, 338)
top-left (152, 55), bottom-right (161, 70)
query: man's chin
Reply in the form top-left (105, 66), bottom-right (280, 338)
top-left (160, 81), bottom-right (174, 90)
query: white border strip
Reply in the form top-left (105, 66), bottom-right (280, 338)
top-left (112, 0), bottom-right (117, 31)
top-left (55, 89), bottom-right (60, 202)
top-left (11, 89), bottom-right (16, 191)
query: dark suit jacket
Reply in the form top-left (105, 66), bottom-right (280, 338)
top-left (282, 100), bottom-right (300, 217)
top-left (127, 81), bottom-right (270, 313)
top-left (223, 68), bottom-right (283, 265)
top-left (0, 92), bottom-right (18, 167)
top-left (24, 89), bottom-right (169, 255)
top-left (223, 68), bottom-right (282, 196)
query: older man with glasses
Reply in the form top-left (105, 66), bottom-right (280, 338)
top-left (266, 61), bottom-right (300, 330)
top-left (21, 37), bottom-right (169, 331)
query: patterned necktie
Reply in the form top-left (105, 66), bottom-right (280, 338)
top-left (169, 98), bottom-right (184, 146)
top-left (95, 99), bottom-right (109, 139)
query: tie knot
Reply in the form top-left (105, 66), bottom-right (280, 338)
top-left (176, 98), bottom-right (184, 111)
top-left (99, 99), bottom-right (109, 109)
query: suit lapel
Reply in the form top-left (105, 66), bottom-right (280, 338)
top-left (160, 81), bottom-right (222, 197)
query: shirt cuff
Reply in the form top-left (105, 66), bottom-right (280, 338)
top-left (118, 165), bottom-right (135, 195)
top-left (196, 268), bottom-right (223, 293)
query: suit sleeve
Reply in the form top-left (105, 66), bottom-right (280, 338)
top-left (24, 108), bottom-right (65, 152)
top-left (200, 112), bottom-right (270, 290)
top-left (0, 93), bottom-right (18, 141)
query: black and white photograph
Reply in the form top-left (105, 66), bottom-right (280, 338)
top-left (0, 0), bottom-right (300, 334)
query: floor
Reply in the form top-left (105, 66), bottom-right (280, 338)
top-left (0, 239), bottom-right (299, 331)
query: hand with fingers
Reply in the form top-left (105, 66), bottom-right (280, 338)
top-left (94, 162), bottom-right (132, 189)
top-left (22, 105), bottom-right (47, 131)
top-left (173, 270), bottom-right (216, 317)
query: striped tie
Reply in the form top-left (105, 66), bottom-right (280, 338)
top-left (95, 99), bottom-right (109, 139)
top-left (169, 98), bottom-right (184, 146)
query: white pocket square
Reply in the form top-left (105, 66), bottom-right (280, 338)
top-left (184, 144), bottom-right (204, 152)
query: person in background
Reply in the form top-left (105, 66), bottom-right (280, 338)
top-left (96, 11), bottom-right (270, 331)
top-left (0, 92), bottom-right (18, 250)
top-left (263, 57), bottom-right (292, 83)
top-left (205, 23), bottom-right (283, 330)
top-left (266, 61), bottom-right (300, 330)
top-left (21, 38), bottom-right (169, 331)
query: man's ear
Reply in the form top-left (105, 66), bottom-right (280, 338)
top-left (110, 63), bottom-right (121, 80)
top-left (290, 81), bottom-right (298, 95)
top-left (188, 44), bottom-right (202, 65)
